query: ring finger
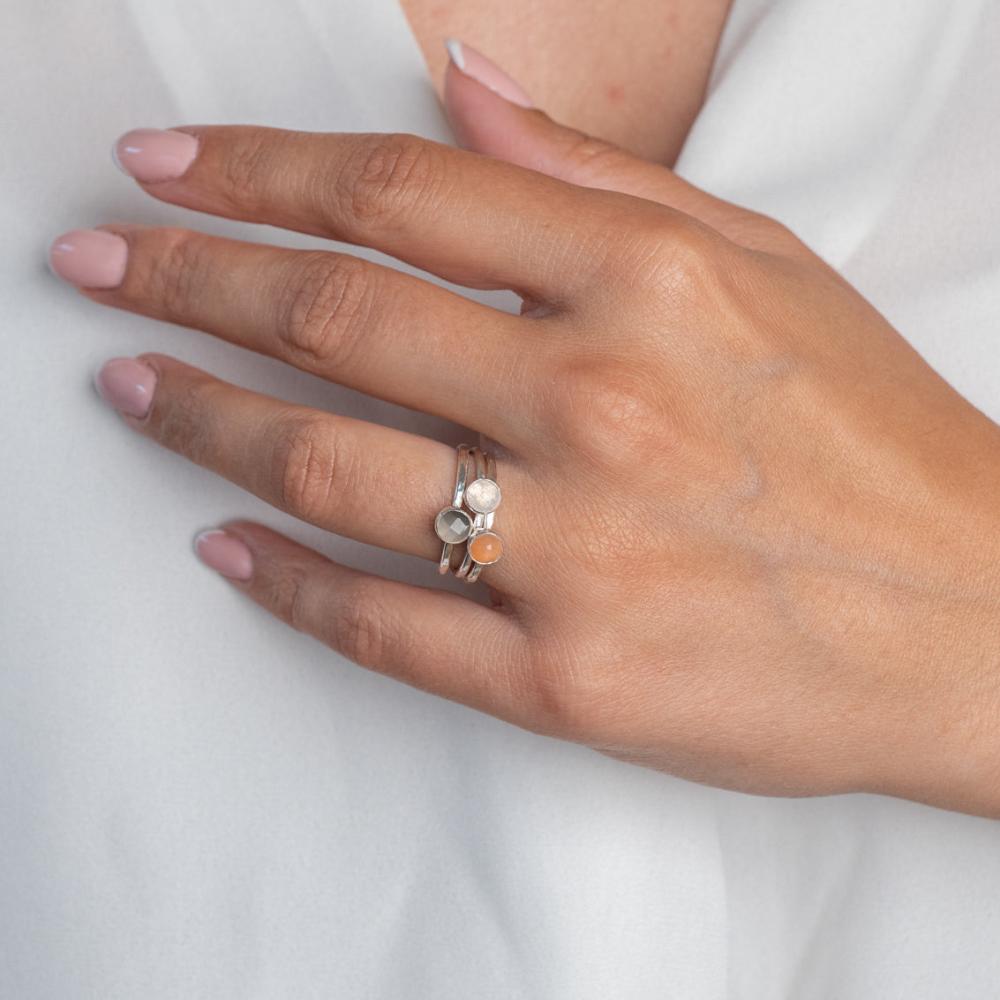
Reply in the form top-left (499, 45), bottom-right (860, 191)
top-left (98, 352), bottom-right (523, 582)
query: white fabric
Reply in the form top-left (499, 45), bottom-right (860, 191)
top-left (1, 0), bottom-right (998, 996)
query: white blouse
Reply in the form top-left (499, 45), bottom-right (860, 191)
top-left (2, 0), bottom-right (997, 996)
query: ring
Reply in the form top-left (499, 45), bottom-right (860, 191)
top-left (434, 443), bottom-right (475, 574)
top-left (455, 446), bottom-right (504, 583)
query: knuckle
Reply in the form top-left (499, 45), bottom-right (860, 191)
top-left (280, 252), bottom-right (377, 369)
top-left (519, 637), bottom-right (611, 741)
top-left (220, 128), bottom-right (276, 208)
top-left (330, 578), bottom-right (395, 668)
top-left (751, 213), bottom-right (806, 253)
top-left (746, 211), bottom-right (789, 239)
top-left (334, 133), bottom-right (442, 228)
top-left (263, 563), bottom-right (313, 632)
top-left (143, 229), bottom-right (205, 315)
top-left (272, 414), bottom-right (344, 522)
top-left (608, 215), bottom-right (724, 303)
top-left (558, 131), bottom-right (624, 186)
top-left (548, 355), bottom-right (672, 468)
top-left (148, 372), bottom-right (218, 462)
top-left (530, 672), bottom-right (591, 741)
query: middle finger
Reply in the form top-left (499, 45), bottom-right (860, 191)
top-left (60, 224), bottom-right (538, 445)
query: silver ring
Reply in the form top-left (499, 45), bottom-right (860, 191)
top-left (434, 443), bottom-right (474, 574)
top-left (455, 446), bottom-right (504, 583)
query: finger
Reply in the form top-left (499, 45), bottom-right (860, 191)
top-left (442, 41), bottom-right (807, 256)
top-left (98, 353), bottom-right (522, 584)
top-left (198, 519), bottom-right (535, 726)
top-left (77, 224), bottom-right (537, 442)
top-left (112, 124), bottom-right (654, 300)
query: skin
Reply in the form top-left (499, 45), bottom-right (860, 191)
top-left (399, 0), bottom-right (734, 163)
top-left (55, 57), bottom-right (1000, 817)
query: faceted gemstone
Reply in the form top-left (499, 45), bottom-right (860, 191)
top-left (468, 531), bottom-right (503, 565)
top-left (465, 477), bottom-right (502, 514)
top-left (435, 506), bottom-right (472, 544)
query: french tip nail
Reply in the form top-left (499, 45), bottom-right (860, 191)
top-left (93, 356), bottom-right (156, 418)
top-left (44, 244), bottom-right (60, 280)
top-left (90, 361), bottom-right (106, 399)
top-left (90, 357), bottom-right (120, 403)
top-left (193, 528), bottom-right (221, 553)
top-left (444, 37), bottom-right (465, 70)
top-left (440, 38), bottom-right (533, 109)
top-left (110, 136), bottom-right (126, 175)
top-left (48, 228), bottom-right (129, 289)
top-left (110, 128), bottom-right (199, 183)
top-left (194, 528), bottom-right (254, 581)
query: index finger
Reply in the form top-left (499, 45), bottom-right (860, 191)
top-left (113, 125), bottom-right (655, 300)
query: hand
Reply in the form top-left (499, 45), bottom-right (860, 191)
top-left (49, 45), bottom-right (1000, 816)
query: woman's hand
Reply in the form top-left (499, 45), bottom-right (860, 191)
top-left (49, 46), bottom-right (1000, 816)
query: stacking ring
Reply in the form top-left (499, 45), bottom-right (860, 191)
top-left (457, 447), bottom-right (503, 583)
top-left (433, 443), bottom-right (504, 582)
top-left (434, 443), bottom-right (475, 574)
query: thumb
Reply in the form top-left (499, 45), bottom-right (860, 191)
top-left (442, 40), bottom-right (796, 253)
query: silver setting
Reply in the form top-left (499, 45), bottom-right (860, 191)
top-left (434, 506), bottom-right (472, 545)
top-left (464, 477), bottom-right (502, 514)
top-left (467, 530), bottom-right (503, 566)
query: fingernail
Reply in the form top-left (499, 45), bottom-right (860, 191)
top-left (94, 357), bottom-right (157, 418)
top-left (194, 529), bottom-right (254, 581)
top-left (48, 228), bottom-right (128, 288)
top-left (444, 39), bottom-right (533, 108)
top-left (112, 127), bottom-right (199, 183)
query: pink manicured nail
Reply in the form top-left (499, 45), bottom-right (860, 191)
top-left (194, 529), bottom-right (254, 581)
top-left (48, 229), bottom-right (128, 289)
top-left (112, 128), bottom-right (199, 183)
top-left (94, 357), bottom-right (157, 418)
top-left (444, 39), bottom-right (533, 108)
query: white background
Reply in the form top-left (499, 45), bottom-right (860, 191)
top-left (2, 1), bottom-right (998, 996)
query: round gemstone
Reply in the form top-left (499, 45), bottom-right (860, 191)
top-left (435, 506), bottom-right (472, 544)
top-left (468, 531), bottom-right (503, 565)
top-left (465, 477), bottom-right (502, 514)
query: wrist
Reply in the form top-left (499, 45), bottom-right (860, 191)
top-left (862, 426), bottom-right (1000, 816)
